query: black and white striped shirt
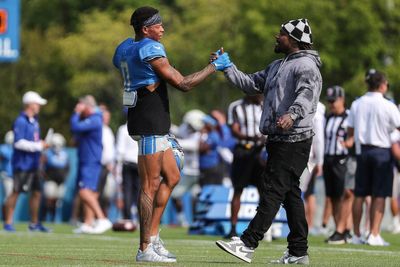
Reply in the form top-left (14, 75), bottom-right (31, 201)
top-left (227, 98), bottom-right (262, 146)
top-left (324, 110), bottom-right (349, 156)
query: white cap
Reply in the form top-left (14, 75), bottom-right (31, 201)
top-left (22, 91), bottom-right (47, 105)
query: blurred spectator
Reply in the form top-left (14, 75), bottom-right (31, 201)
top-left (323, 86), bottom-right (354, 244)
top-left (171, 110), bottom-right (205, 226)
top-left (0, 131), bottom-right (14, 216)
top-left (224, 95), bottom-right (264, 238)
top-left (300, 102), bottom-right (325, 235)
top-left (41, 133), bottom-right (69, 222)
top-left (199, 115), bottom-right (223, 187)
top-left (70, 95), bottom-right (112, 234)
top-left (211, 109), bottom-right (236, 179)
top-left (390, 129), bottom-right (400, 234)
top-left (115, 121), bottom-right (140, 224)
top-left (344, 69), bottom-right (400, 246)
top-left (3, 91), bottom-right (50, 232)
top-left (97, 105), bottom-right (116, 216)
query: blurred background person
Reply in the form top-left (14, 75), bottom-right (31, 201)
top-left (390, 128), bottom-right (400, 234)
top-left (70, 95), bottom-right (112, 234)
top-left (344, 69), bottom-right (400, 246)
top-left (1, 131), bottom-right (14, 219)
top-left (97, 105), bottom-right (116, 216)
top-left (171, 110), bottom-right (205, 227)
top-left (115, 117), bottom-right (140, 225)
top-left (3, 91), bottom-right (50, 232)
top-left (224, 94), bottom-right (264, 239)
top-left (41, 133), bottom-right (69, 223)
top-left (323, 86), bottom-right (353, 244)
top-left (199, 115), bottom-right (223, 187)
top-left (301, 101), bottom-right (325, 235)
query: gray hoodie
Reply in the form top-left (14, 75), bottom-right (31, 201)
top-left (224, 50), bottom-right (322, 142)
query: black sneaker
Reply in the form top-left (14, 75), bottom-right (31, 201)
top-left (344, 230), bottom-right (352, 243)
top-left (327, 231), bottom-right (346, 245)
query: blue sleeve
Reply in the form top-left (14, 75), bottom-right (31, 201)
top-left (139, 42), bottom-right (167, 62)
top-left (70, 113), bottom-right (102, 133)
top-left (112, 49), bottom-right (120, 69)
top-left (207, 132), bottom-right (220, 149)
top-left (13, 118), bottom-right (26, 142)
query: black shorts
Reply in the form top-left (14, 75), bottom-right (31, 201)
top-left (355, 146), bottom-right (393, 197)
top-left (199, 164), bottom-right (223, 187)
top-left (323, 155), bottom-right (347, 198)
top-left (231, 145), bottom-right (264, 190)
top-left (13, 171), bottom-right (41, 193)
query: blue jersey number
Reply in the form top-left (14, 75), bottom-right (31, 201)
top-left (120, 61), bottom-right (132, 91)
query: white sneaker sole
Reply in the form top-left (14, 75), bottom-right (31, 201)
top-left (215, 240), bottom-right (252, 263)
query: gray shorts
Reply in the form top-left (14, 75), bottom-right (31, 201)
top-left (345, 156), bottom-right (356, 190)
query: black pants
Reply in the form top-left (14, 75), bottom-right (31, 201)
top-left (122, 162), bottom-right (140, 220)
top-left (241, 138), bottom-right (311, 257)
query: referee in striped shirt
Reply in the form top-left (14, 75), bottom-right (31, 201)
top-left (225, 94), bottom-right (265, 238)
top-left (323, 86), bottom-right (354, 244)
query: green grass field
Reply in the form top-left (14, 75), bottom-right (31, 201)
top-left (1, 224), bottom-right (400, 266)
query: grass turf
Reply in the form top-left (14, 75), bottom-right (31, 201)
top-left (1, 224), bottom-right (400, 266)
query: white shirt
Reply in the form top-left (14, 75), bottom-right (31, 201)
top-left (348, 92), bottom-right (400, 151)
top-left (101, 125), bottom-right (115, 165)
top-left (116, 123), bottom-right (138, 164)
top-left (309, 102), bottom-right (325, 165)
top-left (177, 123), bottom-right (201, 177)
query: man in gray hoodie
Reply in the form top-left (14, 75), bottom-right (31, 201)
top-left (215, 19), bottom-right (322, 265)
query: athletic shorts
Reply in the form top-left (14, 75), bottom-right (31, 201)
top-left (355, 146), bottom-right (393, 197)
top-left (323, 155), bottom-right (347, 198)
top-left (231, 145), bottom-right (263, 190)
top-left (77, 162), bottom-right (102, 191)
top-left (131, 135), bottom-right (171, 155)
top-left (13, 170), bottom-right (41, 193)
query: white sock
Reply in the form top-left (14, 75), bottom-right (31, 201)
top-left (150, 235), bottom-right (157, 243)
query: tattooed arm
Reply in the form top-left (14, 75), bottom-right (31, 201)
top-left (149, 57), bottom-right (216, 92)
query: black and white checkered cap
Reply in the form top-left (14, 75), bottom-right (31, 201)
top-left (281, 18), bottom-right (313, 44)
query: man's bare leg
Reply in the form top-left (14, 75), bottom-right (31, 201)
top-left (370, 197), bottom-right (385, 236)
top-left (138, 152), bottom-right (163, 251)
top-left (4, 192), bottom-right (19, 225)
top-left (79, 189), bottom-right (105, 220)
top-left (29, 191), bottom-right (41, 224)
top-left (352, 196), bottom-right (365, 237)
top-left (150, 149), bottom-right (180, 237)
top-left (337, 189), bottom-right (354, 233)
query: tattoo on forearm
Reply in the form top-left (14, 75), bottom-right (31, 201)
top-left (138, 189), bottom-right (153, 245)
top-left (177, 64), bottom-right (216, 92)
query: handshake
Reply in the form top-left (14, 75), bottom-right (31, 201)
top-left (210, 47), bottom-right (233, 71)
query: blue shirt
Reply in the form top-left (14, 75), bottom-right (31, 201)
top-left (199, 131), bottom-right (221, 169)
top-left (0, 144), bottom-right (13, 177)
top-left (113, 38), bottom-right (167, 92)
top-left (70, 112), bottom-right (103, 164)
top-left (12, 112), bottom-right (42, 171)
top-left (45, 149), bottom-right (68, 169)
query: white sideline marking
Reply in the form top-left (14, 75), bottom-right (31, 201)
top-left (1, 231), bottom-right (397, 255)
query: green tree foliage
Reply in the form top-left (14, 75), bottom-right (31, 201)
top-left (1, 0), bottom-right (400, 139)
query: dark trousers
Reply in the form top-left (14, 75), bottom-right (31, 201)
top-left (241, 138), bottom-right (311, 257)
top-left (122, 162), bottom-right (140, 220)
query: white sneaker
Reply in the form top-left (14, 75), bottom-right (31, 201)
top-left (152, 233), bottom-right (176, 259)
top-left (367, 234), bottom-right (390, 246)
top-left (270, 250), bottom-right (309, 265)
top-left (391, 223), bottom-right (400, 234)
top-left (73, 223), bottom-right (95, 234)
top-left (136, 243), bottom-right (176, 262)
top-left (351, 235), bottom-right (366, 245)
top-left (216, 236), bottom-right (254, 263)
top-left (92, 219), bottom-right (112, 234)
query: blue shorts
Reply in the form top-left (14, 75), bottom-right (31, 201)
top-left (132, 135), bottom-right (172, 155)
top-left (355, 146), bottom-right (393, 197)
top-left (77, 162), bottom-right (102, 191)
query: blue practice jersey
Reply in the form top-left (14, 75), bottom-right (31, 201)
top-left (113, 37), bottom-right (167, 92)
top-left (0, 144), bottom-right (13, 177)
top-left (46, 149), bottom-right (69, 170)
top-left (12, 112), bottom-right (42, 172)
